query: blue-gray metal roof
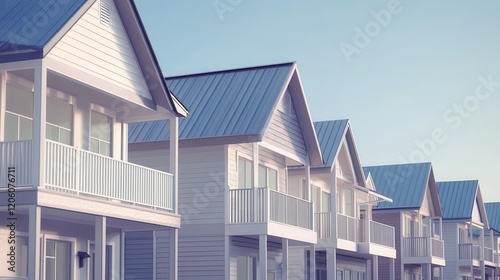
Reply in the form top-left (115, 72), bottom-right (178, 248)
top-left (363, 162), bottom-right (432, 209)
top-left (437, 180), bottom-right (478, 220)
top-left (314, 120), bottom-right (349, 167)
top-left (485, 202), bottom-right (500, 233)
top-left (129, 63), bottom-right (295, 142)
top-left (0, 0), bottom-right (87, 62)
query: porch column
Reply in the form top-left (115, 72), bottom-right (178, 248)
top-left (481, 227), bottom-right (485, 280)
top-left (33, 61), bottom-right (47, 187)
top-left (389, 258), bottom-right (395, 280)
top-left (225, 235), bottom-right (230, 280)
top-left (170, 228), bottom-right (178, 280)
top-left (426, 264), bottom-right (431, 280)
top-left (310, 245), bottom-right (316, 280)
top-left (259, 234), bottom-right (267, 280)
top-left (253, 143), bottom-right (260, 221)
top-left (372, 255), bottom-right (378, 280)
top-left (169, 117), bottom-right (179, 213)
top-left (305, 161), bottom-right (310, 200)
top-left (95, 216), bottom-right (107, 279)
top-left (169, 117), bottom-right (179, 280)
top-left (28, 206), bottom-right (41, 280)
top-left (326, 247), bottom-right (335, 280)
top-left (282, 239), bottom-right (288, 280)
top-left (0, 71), bottom-right (6, 140)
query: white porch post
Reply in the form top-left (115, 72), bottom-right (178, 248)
top-left (305, 161), bottom-right (310, 201)
top-left (28, 206), bottom-right (41, 280)
top-left (481, 227), bottom-right (485, 280)
top-left (225, 235), bottom-right (230, 280)
top-left (169, 117), bottom-right (179, 280)
top-left (372, 256), bottom-right (378, 280)
top-left (0, 71), bottom-right (6, 140)
top-left (331, 165), bottom-right (337, 241)
top-left (253, 143), bottom-right (260, 222)
top-left (259, 234), bottom-right (268, 280)
top-left (33, 60), bottom-right (47, 188)
top-left (310, 245), bottom-right (316, 280)
top-left (326, 247), bottom-right (335, 280)
top-left (95, 216), bottom-right (107, 280)
top-left (282, 239), bottom-right (288, 280)
top-left (389, 258), bottom-right (395, 280)
top-left (426, 264), bottom-right (431, 280)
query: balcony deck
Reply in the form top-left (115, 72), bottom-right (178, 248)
top-left (402, 236), bottom-right (445, 266)
top-left (226, 187), bottom-right (316, 243)
top-left (0, 140), bottom-right (174, 212)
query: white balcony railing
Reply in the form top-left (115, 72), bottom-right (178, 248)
top-left (0, 140), bottom-right (174, 211)
top-left (458, 243), bottom-right (481, 261)
top-left (228, 187), bottom-right (313, 230)
top-left (366, 220), bottom-right (396, 248)
top-left (314, 212), bottom-right (331, 239)
top-left (337, 213), bottom-right (360, 242)
top-left (403, 236), bottom-right (444, 258)
top-left (484, 247), bottom-right (494, 263)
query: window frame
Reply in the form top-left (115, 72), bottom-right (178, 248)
top-left (237, 156), bottom-right (253, 189)
top-left (42, 234), bottom-right (76, 280)
top-left (258, 164), bottom-right (278, 191)
top-left (89, 104), bottom-right (115, 157)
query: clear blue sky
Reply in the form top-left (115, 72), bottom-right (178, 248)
top-left (135, 0), bottom-right (500, 201)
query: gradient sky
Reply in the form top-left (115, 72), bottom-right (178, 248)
top-left (135, 0), bottom-right (500, 201)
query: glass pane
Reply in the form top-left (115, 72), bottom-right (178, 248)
top-left (47, 98), bottom-right (72, 129)
top-left (238, 158), bottom-right (245, 189)
top-left (259, 166), bottom-right (266, 188)
top-left (100, 141), bottom-right (110, 157)
top-left (59, 129), bottom-right (71, 145)
top-left (45, 258), bottom-right (55, 280)
top-left (56, 241), bottom-right (71, 280)
top-left (46, 240), bottom-right (56, 257)
top-left (312, 186), bottom-right (319, 212)
top-left (5, 112), bottom-right (18, 141)
top-left (46, 123), bottom-right (59, 142)
top-left (245, 160), bottom-right (252, 189)
top-left (268, 169), bottom-right (277, 190)
top-left (16, 236), bottom-right (28, 276)
top-left (19, 117), bottom-right (32, 140)
top-left (6, 84), bottom-right (33, 118)
top-left (322, 192), bottom-right (331, 212)
top-left (90, 139), bottom-right (99, 154)
top-left (91, 111), bottom-right (111, 142)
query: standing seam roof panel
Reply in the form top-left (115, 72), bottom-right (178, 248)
top-left (313, 120), bottom-right (349, 167)
top-left (485, 203), bottom-right (500, 232)
top-left (437, 180), bottom-right (478, 220)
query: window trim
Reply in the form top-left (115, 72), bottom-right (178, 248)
top-left (89, 104), bottom-right (115, 157)
top-left (258, 164), bottom-right (278, 191)
top-left (42, 234), bottom-right (77, 280)
top-left (237, 155), bottom-right (253, 189)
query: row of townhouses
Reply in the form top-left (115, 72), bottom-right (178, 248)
top-left (0, 1), bottom-right (499, 280)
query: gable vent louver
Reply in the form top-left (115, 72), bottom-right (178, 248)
top-left (100, 1), bottom-right (111, 26)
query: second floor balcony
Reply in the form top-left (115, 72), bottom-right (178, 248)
top-left (0, 139), bottom-right (175, 212)
top-left (403, 236), bottom-right (445, 265)
top-left (226, 187), bottom-right (316, 243)
top-left (314, 212), bottom-right (396, 258)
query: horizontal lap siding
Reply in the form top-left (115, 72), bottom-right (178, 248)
top-left (373, 211), bottom-right (401, 280)
top-left (263, 90), bottom-right (307, 162)
top-left (48, 0), bottom-right (152, 101)
top-left (442, 223), bottom-right (458, 280)
top-left (179, 235), bottom-right (225, 279)
top-left (124, 231), bottom-right (154, 280)
top-left (155, 230), bottom-right (171, 280)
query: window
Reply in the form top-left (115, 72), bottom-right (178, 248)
top-left (344, 188), bottom-right (354, 217)
top-left (45, 240), bottom-right (71, 280)
top-left (259, 165), bottom-right (277, 190)
top-left (321, 191), bottom-right (331, 212)
top-left (46, 98), bottom-right (72, 145)
top-left (90, 111), bottom-right (112, 156)
top-left (405, 218), bottom-right (416, 237)
top-left (238, 158), bottom-right (253, 189)
top-left (4, 84), bottom-right (33, 141)
top-left (311, 185), bottom-right (321, 212)
top-left (236, 256), bottom-right (255, 280)
top-left (9, 235), bottom-right (28, 277)
top-left (89, 244), bottom-right (112, 280)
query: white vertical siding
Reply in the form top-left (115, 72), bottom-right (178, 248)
top-left (263, 89), bottom-right (307, 162)
top-left (48, 0), bottom-right (152, 101)
top-left (442, 223), bottom-right (458, 280)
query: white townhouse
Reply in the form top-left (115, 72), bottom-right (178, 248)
top-left (485, 202), bottom-right (500, 279)
top-left (128, 62), bottom-right (325, 279)
top-left (438, 180), bottom-right (495, 280)
top-left (0, 0), bottom-right (187, 279)
top-left (364, 162), bottom-right (445, 280)
top-left (286, 119), bottom-right (397, 280)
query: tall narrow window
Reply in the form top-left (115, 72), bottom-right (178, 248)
top-left (321, 191), bottom-right (331, 212)
top-left (238, 158), bottom-right (253, 189)
top-left (4, 84), bottom-right (33, 141)
top-left (259, 165), bottom-right (278, 190)
top-left (311, 185), bottom-right (321, 213)
top-left (45, 240), bottom-right (71, 280)
top-left (344, 188), bottom-right (354, 217)
top-left (46, 97), bottom-right (72, 145)
top-left (90, 111), bottom-right (112, 156)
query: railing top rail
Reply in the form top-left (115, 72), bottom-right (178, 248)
top-left (267, 188), bottom-right (311, 203)
top-left (370, 219), bottom-right (395, 229)
top-left (337, 212), bottom-right (359, 220)
top-left (0, 139), bottom-right (33, 144)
